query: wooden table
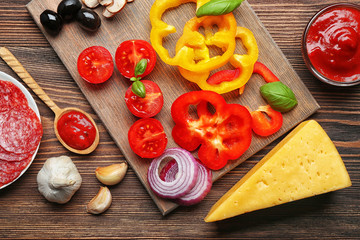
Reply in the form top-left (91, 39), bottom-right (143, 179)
top-left (0, 0), bottom-right (359, 239)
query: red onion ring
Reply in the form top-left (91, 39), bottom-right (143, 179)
top-left (147, 148), bottom-right (199, 199)
top-left (160, 158), bottom-right (213, 206)
top-left (159, 159), bottom-right (178, 182)
top-left (176, 160), bottom-right (212, 206)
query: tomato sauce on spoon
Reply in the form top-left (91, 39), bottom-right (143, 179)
top-left (57, 110), bottom-right (97, 150)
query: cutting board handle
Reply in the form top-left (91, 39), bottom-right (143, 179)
top-left (0, 47), bottom-right (61, 115)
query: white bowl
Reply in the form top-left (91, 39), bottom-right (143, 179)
top-left (0, 71), bottom-right (41, 189)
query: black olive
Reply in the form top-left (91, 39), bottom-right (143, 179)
top-left (76, 9), bottom-right (101, 32)
top-left (40, 10), bottom-right (63, 35)
top-left (57, 0), bottom-right (82, 21)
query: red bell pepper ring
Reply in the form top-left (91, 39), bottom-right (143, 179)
top-left (251, 105), bottom-right (283, 137)
top-left (253, 61), bottom-right (280, 83)
top-left (171, 90), bottom-right (252, 170)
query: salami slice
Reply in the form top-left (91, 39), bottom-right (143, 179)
top-left (0, 156), bottom-right (32, 174)
top-left (0, 169), bottom-right (22, 187)
top-left (0, 145), bottom-right (35, 162)
top-left (0, 80), bottom-right (28, 109)
top-left (0, 79), bottom-right (41, 188)
top-left (0, 105), bottom-right (42, 154)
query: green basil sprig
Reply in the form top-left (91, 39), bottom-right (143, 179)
top-left (130, 59), bottom-right (148, 98)
top-left (260, 82), bottom-right (298, 112)
top-left (196, 0), bottom-right (244, 18)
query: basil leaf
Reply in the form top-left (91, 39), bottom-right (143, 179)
top-left (134, 59), bottom-right (148, 77)
top-left (196, 0), bottom-right (244, 18)
top-left (260, 82), bottom-right (298, 112)
top-left (132, 81), bottom-right (146, 98)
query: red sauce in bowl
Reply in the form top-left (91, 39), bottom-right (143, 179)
top-left (57, 110), bottom-right (96, 150)
top-left (304, 4), bottom-right (360, 85)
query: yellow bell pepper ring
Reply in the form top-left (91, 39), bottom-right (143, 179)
top-left (178, 66), bottom-right (209, 84)
top-left (149, 0), bottom-right (237, 72)
top-left (149, 0), bottom-right (205, 70)
top-left (175, 14), bottom-right (237, 72)
top-left (178, 26), bottom-right (259, 94)
top-left (229, 27), bottom-right (259, 75)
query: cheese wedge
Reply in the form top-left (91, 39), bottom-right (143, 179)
top-left (205, 120), bottom-right (351, 222)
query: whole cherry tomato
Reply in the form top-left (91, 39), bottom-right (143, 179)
top-left (115, 40), bottom-right (156, 79)
top-left (77, 46), bottom-right (114, 84)
top-left (125, 80), bottom-right (164, 118)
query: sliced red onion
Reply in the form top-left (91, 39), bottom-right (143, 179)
top-left (160, 159), bottom-right (213, 206)
top-left (147, 148), bottom-right (198, 199)
top-left (176, 161), bottom-right (212, 206)
top-left (159, 159), bottom-right (178, 182)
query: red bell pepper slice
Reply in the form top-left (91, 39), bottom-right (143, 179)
top-left (171, 91), bottom-right (252, 170)
top-left (207, 68), bottom-right (241, 85)
top-left (206, 62), bottom-right (279, 86)
top-left (253, 62), bottom-right (280, 83)
top-left (251, 105), bottom-right (283, 137)
top-left (204, 62), bottom-right (279, 96)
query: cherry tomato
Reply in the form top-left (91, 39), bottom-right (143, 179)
top-left (125, 80), bottom-right (163, 118)
top-left (77, 46), bottom-right (114, 84)
top-left (128, 118), bottom-right (167, 158)
top-left (115, 40), bottom-right (156, 79)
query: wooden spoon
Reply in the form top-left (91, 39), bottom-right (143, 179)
top-left (0, 47), bottom-right (99, 155)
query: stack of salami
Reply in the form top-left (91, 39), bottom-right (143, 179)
top-left (0, 79), bottom-right (43, 188)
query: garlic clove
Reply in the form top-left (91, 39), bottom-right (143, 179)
top-left (87, 186), bottom-right (112, 214)
top-left (95, 163), bottom-right (128, 186)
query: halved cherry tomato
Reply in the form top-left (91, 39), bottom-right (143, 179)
top-left (128, 118), bottom-right (167, 158)
top-left (125, 80), bottom-right (164, 118)
top-left (77, 46), bottom-right (114, 84)
top-left (251, 105), bottom-right (283, 137)
top-left (115, 40), bottom-right (156, 79)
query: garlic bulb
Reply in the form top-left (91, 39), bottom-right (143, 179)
top-left (37, 156), bottom-right (82, 204)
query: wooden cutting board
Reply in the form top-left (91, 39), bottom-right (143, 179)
top-left (26, 0), bottom-right (319, 215)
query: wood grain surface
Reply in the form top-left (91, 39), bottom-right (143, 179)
top-left (26, 0), bottom-right (319, 215)
top-left (0, 0), bottom-right (359, 239)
